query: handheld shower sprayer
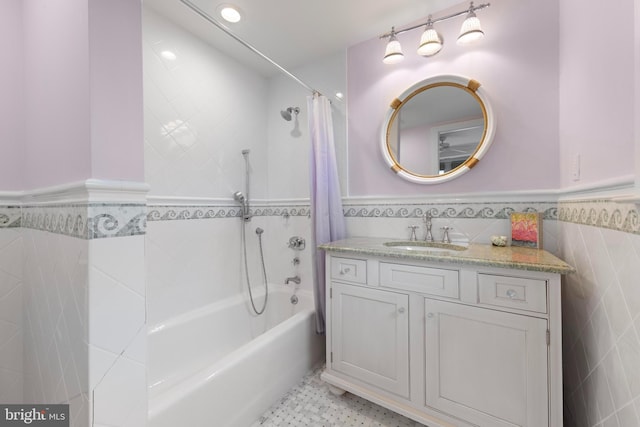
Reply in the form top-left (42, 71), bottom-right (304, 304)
top-left (233, 191), bottom-right (250, 221)
top-left (233, 191), bottom-right (245, 204)
top-left (234, 149), bottom-right (252, 222)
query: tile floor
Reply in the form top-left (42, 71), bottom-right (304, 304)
top-left (252, 365), bottom-right (426, 427)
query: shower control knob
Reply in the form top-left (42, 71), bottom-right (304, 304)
top-left (287, 236), bottom-right (306, 250)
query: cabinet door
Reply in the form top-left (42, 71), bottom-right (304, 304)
top-left (331, 283), bottom-right (410, 398)
top-left (424, 299), bottom-right (548, 427)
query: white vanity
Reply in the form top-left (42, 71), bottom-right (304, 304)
top-left (320, 237), bottom-right (574, 427)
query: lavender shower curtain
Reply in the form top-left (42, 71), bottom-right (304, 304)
top-left (308, 93), bottom-right (346, 335)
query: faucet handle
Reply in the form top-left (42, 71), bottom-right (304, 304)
top-left (408, 225), bottom-right (419, 241)
top-left (441, 226), bottom-right (453, 243)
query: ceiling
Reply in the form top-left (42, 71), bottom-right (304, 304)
top-left (144, 0), bottom-right (465, 76)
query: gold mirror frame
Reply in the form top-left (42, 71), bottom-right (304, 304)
top-left (380, 75), bottom-right (496, 184)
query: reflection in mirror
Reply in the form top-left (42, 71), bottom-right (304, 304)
top-left (436, 120), bottom-right (483, 173)
top-left (381, 75), bottom-right (495, 184)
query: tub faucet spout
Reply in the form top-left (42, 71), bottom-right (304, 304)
top-left (285, 276), bottom-right (301, 285)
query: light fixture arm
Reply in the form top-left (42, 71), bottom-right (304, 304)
top-left (379, 2), bottom-right (490, 40)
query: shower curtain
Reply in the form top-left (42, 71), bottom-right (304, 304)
top-left (308, 93), bottom-right (346, 335)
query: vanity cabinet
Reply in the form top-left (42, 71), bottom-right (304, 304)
top-left (424, 299), bottom-right (548, 427)
top-left (330, 283), bottom-right (410, 398)
top-left (321, 241), bottom-right (573, 427)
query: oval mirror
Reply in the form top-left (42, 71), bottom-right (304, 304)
top-left (380, 75), bottom-right (496, 184)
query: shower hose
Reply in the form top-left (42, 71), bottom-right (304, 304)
top-left (241, 223), bottom-right (269, 315)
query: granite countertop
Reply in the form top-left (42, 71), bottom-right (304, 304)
top-left (319, 237), bottom-right (575, 274)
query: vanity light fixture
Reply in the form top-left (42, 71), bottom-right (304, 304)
top-left (383, 27), bottom-right (404, 64)
top-left (381, 1), bottom-right (490, 64)
top-left (417, 17), bottom-right (442, 57)
top-left (457, 8), bottom-right (484, 45)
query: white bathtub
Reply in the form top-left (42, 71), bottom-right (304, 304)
top-left (148, 286), bottom-right (325, 427)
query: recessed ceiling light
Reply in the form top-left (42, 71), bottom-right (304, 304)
top-left (218, 4), bottom-right (242, 23)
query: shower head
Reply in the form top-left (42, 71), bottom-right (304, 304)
top-left (280, 107), bottom-right (300, 121)
top-left (233, 191), bottom-right (245, 204)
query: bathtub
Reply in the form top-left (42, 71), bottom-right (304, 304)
top-left (148, 286), bottom-right (325, 427)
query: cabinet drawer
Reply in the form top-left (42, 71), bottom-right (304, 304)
top-left (478, 274), bottom-right (547, 313)
top-left (380, 262), bottom-right (459, 299)
top-left (330, 257), bottom-right (367, 284)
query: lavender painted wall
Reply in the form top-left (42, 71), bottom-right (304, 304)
top-left (89, 0), bottom-right (144, 183)
top-left (636, 1), bottom-right (640, 190)
top-left (20, 0), bottom-right (144, 191)
top-left (347, 0), bottom-right (560, 196)
top-left (0, 1), bottom-right (25, 191)
top-left (559, 0), bottom-right (635, 189)
top-left (22, 0), bottom-right (92, 189)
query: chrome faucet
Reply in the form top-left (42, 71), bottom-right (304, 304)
top-left (441, 226), bottom-right (452, 244)
top-left (423, 212), bottom-right (434, 242)
top-left (285, 276), bottom-right (301, 285)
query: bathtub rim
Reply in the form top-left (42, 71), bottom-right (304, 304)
top-left (148, 285), bottom-right (314, 335)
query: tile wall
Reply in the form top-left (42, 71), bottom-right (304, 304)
top-left (22, 229), bottom-right (89, 424)
top-left (0, 208), bottom-right (23, 404)
top-left (146, 202), bottom-right (312, 326)
top-left (560, 199), bottom-right (640, 427)
top-left (1, 183), bottom-right (148, 427)
top-left (143, 8), bottom-right (269, 199)
top-left (89, 235), bottom-right (146, 427)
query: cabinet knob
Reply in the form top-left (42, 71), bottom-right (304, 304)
top-left (506, 289), bottom-right (518, 299)
top-left (340, 267), bottom-right (351, 275)
top-left (398, 307), bottom-right (406, 314)
top-left (427, 312), bottom-right (434, 318)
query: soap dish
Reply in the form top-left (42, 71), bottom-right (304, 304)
top-left (490, 235), bottom-right (508, 247)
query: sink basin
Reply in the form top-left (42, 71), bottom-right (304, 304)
top-left (383, 241), bottom-right (468, 253)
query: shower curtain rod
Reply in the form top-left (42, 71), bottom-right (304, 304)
top-left (179, 0), bottom-right (323, 98)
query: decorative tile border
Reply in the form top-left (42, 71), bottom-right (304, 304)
top-left (0, 180), bottom-right (150, 239)
top-left (0, 206), bottom-right (22, 228)
top-left (21, 203), bottom-right (147, 239)
top-left (8, 197), bottom-right (640, 237)
top-left (145, 200), bottom-right (557, 222)
top-left (146, 204), bottom-right (311, 221)
top-left (558, 199), bottom-right (640, 235)
top-left (342, 201), bottom-right (558, 220)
